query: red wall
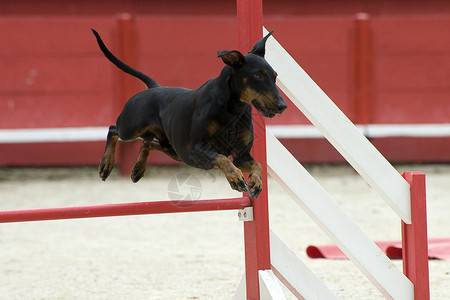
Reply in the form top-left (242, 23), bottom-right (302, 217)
top-left (1, 1), bottom-right (449, 167)
top-left (371, 17), bottom-right (449, 124)
top-left (1, 0), bottom-right (449, 16)
top-left (0, 17), bottom-right (116, 129)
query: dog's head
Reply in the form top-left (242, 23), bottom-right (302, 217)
top-left (218, 31), bottom-right (287, 118)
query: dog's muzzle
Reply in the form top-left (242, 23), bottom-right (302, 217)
top-left (252, 97), bottom-right (287, 118)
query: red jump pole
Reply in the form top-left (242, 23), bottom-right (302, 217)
top-left (237, 0), bottom-right (271, 299)
top-left (401, 172), bottom-right (430, 299)
top-left (0, 197), bottom-right (251, 223)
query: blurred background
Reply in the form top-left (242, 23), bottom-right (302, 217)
top-left (0, 0), bottom-right (449, 173)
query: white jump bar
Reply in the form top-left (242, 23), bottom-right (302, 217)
top-left (0, 127), bottom-right (108, 144)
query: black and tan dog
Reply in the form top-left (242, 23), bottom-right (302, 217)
top-left (92, 29), bottom-right (286, 198)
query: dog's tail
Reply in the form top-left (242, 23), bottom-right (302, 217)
top-left (91, 29), bottom-right (159, 89)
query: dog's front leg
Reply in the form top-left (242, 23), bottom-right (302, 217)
top-left (213, 155), bottom-right (249, 193)
top-left (234, 157), bottom-right (263, 198)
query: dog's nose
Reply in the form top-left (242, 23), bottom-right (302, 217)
top-left (277, 101), bottom-right (287, 113)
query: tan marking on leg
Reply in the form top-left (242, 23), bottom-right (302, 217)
top-left (98, 135), bottom-right (119, 180)
top-left (214, 155), bottom-right (248, 192)
top-left (131, 140), bottom-right (152, 183)
top-left (237, 159), bottom-right (263, 198)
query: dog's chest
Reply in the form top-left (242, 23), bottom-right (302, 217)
top-left (207, 114), bottom-right (253, 156)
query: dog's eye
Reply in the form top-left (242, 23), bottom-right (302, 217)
top-left (254, 73), bottom-right (263, 79)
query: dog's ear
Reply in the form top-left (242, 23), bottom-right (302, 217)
top-left (217, 50), bottom-right (246, 68)
top-left (250, 30), bottom-right (273, 57)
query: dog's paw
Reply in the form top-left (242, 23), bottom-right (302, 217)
top-left (131, 161), bottom-right (146, 183)
top-left (98, 157), bottom-right (114, 181)
top-left (248, 173), bottom-right (262, 198)
top-left (225, 168), bottom-right (248, 193)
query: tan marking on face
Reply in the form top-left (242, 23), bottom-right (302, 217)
top-left (260, 92), bottom-right (280, 109)
top-left (240, 86), bottom-right (260, 105)
top-left (262, 68), bottom-right (267, 74)
top-left (243, 77), bottom-right (248, 85)
top-left (243, 88), bottom-right (278, 110)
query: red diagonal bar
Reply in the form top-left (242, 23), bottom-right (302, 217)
top-left (0, 197), bottom-right (251, 223)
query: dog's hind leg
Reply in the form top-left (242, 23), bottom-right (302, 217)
top-left (131, 140), bottom-right (152, 183)
top-left (99, 125), bottom-right (119, 181)
top-left (131, 139), bottom-right (181, 183)
top-left (156, 140), bottom-right (181, 162)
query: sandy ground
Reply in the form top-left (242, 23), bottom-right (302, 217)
top-left (0, 164), bottom-right (449, 299)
